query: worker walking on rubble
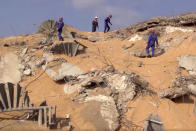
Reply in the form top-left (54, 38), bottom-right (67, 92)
top-left (104, 14), bottom-right (112, 33)
top-left (92, 16), bottom-right (99, 32)
top-left (146, 29), bottom-right (159, 57)
top-left (58, 17), bottom-right (64, 41)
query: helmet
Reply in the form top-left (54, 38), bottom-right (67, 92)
top-left (109, 14), bottom-right (112, 18)
top-left (59, 17), bottom-right (63, 21)
top-left (151, 29), bottom-right (155, 33)
top-left (94, 16), bottom-right (98, 19)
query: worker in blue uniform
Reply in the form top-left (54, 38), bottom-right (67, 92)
top-left (146, 29), bottom-right (159, 57)
top-left (104, 14), bottom-right (112, 33)
top-left (58, 17), bottom-right (64, 41)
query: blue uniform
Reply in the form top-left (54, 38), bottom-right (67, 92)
top-left (104, 17), bottom-right (112, 33)
top-left (58, 21), bottom-right (64, 41)
top-left (146, 33), bottom-right (158, 56)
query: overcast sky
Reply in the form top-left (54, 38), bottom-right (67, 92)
top-left (0, 0), bottom-right (196, 37)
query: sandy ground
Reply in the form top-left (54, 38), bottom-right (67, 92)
top-left (0, 29), bottom-right (196, 130)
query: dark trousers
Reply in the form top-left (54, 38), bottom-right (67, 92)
top-left (104, 24), bottom-right (110, 33)
top-left (146, 44), bottom-right (155, 56)
top-left (92, 26), bottom-right (96, 32)
top-left (58, 30), bottom-right (63, 41)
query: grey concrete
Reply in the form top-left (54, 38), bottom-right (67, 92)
top-left (85, 95), bottom-right (120, 131)
top-left (45, 63), bottom-right (83, 82)
top-left (194, 99), bottom-right (196, 116)
top-left (5, 83), bottom-right (11, 109)
top-left (0, 53), bottom-right (22, 84)
top-left (38, 109), bottom-right (43, 126)
top-left (178, 55), bottom-right (196, 75)
top-left (14, 84), bottom-right (21, 108)
top-left (44, 107), bottom-right (47, 127)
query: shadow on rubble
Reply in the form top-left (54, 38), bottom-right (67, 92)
top-left (171, 95), bottom-right (194, 104)
top-left (133, 48), bottom-right (165, 58)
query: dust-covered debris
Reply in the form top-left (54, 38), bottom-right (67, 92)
top-left (64, 66), bottom-right (151, 131)
top-left (122, 43), bottom-right (134, 50)
top-left (143, 114), bottom-right (165, 131)
top-left (178, 55), bottom-right (196, 75)
top-left (0, 53), bottom-right (23, 84)
top-left (23, 69), bottom-right (32, 76)
top-left (159, 75), bottom-right (196, 99)
top-left (50, 40), bottom-right (87, 57)
top-left (129, 34), bottom-right (142, 42)
top-left (85, 95), bottom-right (120, 131)
top-left (44, 62), bottom-right (83, 82)
top-left (165, 26), bottom-right (194, 34)
top-left (88, 36), bottom-right (104, 42)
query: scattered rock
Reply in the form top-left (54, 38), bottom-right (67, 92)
top-left (122, 43), bottom-right (134, 50)
top-left (75, 33), bottom-right (88, 40)
top-left (81, 55), bottom-right (89, 59)
top-left (35, 59), bottom-right (46, 68)
top-left (43, 53), bottom-right (54, 63)
top-left (88, 36), bottom-right (104, 42)
top-left (23, 69), bottom-right (31, 76)
top-left (137, 61), bottom-right (143, 67)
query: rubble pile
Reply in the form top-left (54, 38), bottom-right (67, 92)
top-left (106, 13), bottom-right (196, 40)
top-left (62, 66), bottom-right (151, 131)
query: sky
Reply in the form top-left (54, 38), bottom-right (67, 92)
top-left (0, 0), bottom-right (196, 37)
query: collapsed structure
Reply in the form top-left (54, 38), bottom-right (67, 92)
top-left (0, 13), bottom-right (196, 130)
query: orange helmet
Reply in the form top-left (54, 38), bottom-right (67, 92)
top-left (151, 29), bottom-right (155, 33)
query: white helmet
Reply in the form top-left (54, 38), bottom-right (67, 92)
top-left (94, 16), bottom-right (98, 19)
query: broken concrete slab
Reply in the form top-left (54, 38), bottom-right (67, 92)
top-left (43, 53), bottom-right (54, 63)
top-left (21, 48), bottom-right (28, 56)
top-left (159, 75), bottom-right (196, 99)
top-left (0, 53), bottom-right (22, 84)
top-left (85, 95), bottom-right (120, 131)
top-left (50, 40), bottom-right (84, 57)
top-left (165, 26), bottom-right (194, 34)
top-left (178, 55), bottom-right (196, 75)
top-left (44, 62), bottom-right (83, 82)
